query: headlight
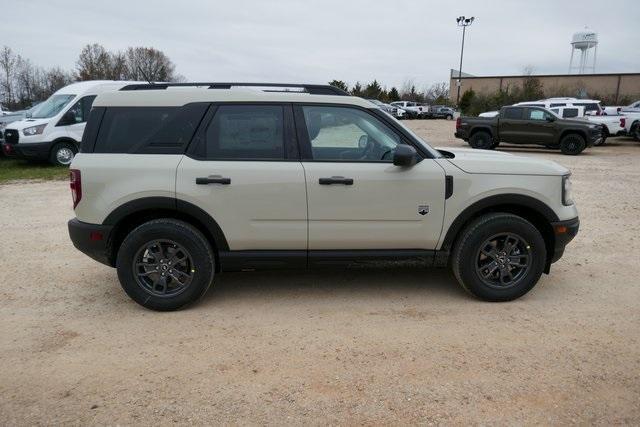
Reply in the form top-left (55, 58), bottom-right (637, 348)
top-left (23, 124), bottom-right (47, 136)
top-left (562, 175), bottom-right (573, 206)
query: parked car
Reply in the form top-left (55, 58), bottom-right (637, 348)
top-left (621, 111), bottom-right (640, 140)
top-left (603, 100), bottom-right (640, 115)
top-left (367, 99), bottom-right (406, 119)
top-left (455, 105), bottom-right (603, 155)
top-left (2, 80), bottom-right (143, 166)
top-left (515, 97), bottom-right (604, 116)
top-left (429, 105), bottom-right (456, 120)
top-left (67, 82), bottom-right (579, 310)
top-left (390, 101), bottom-right (428, 119)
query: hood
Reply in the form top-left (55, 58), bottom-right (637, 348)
top-left (437, 147), bottom-right (569, 176)
top-left (4, 117), bottom-right (50, 130)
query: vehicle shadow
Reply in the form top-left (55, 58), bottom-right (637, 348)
top-left (198, 262), bottom-right (467, 306)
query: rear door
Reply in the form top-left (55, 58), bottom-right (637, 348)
top-left (498, 107), bottom-right (529, 143)
top-left (177, 103), bottom-right (307, 251)
top-left (295, 104), bottom-right (445, 250)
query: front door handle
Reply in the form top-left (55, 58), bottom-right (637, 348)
top-left (196, 176), bottom-right (231, 185)
top-left (319, 176), bottom-right (354, 185)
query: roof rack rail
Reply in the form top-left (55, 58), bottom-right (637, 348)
top-left (119, 82), bottom-right (350, 96)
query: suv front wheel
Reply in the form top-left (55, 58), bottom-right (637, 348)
top-left (451, 213), bottom-right (547, 301)
top-left (116, 219), bottom-right (215, 311)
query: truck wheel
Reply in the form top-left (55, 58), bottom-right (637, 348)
top-left (49, 142), bottom-right (76, 166)
top-left (595, 128), bottom-right (608, 146)
top-left (632, 122), bottom-right (640, 141)
top-left (446, 114), bottom-right (453, 120)
top-left (116, 219), bottom-right (215, 311)
top-left (451, 213), bottom-right (547, 302)
top-left (469, 131), bottom-right (494, 150)
top-left (560, 133), bottom-right (586, 155)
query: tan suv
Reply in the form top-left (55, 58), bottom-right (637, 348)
top-left (68, 83), bottom-right (580, 310)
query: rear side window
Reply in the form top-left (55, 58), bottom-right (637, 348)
top-left (93, 104), bottom-right (208, 154)
top-left (503, 108), bottom-right (524, 119)
top-left (203, 105), bottom-right (284, 160)
top-left (550, 103), bottom-right (566, 108)
top-left (563, 108), bottom-right (579, 118)
top-left (574, 102), bottom-right (599, 113)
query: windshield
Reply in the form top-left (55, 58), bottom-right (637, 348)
top-left (29, 94), bottom-right (75, 119)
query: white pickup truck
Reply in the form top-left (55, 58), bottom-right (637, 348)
top-left (390, 101), bottom-right (429, 119)
top-left (548, 105), bottom-right (626, 144)
top-left (621, 111), bottom-right (640, 140)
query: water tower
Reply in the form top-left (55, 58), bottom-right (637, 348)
top-left (568, 30), bottom-right (598, 74)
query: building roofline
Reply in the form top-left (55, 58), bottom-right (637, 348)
top-left (451, 72), bottom-right (640, 80)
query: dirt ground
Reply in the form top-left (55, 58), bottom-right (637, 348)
top-left (1, 120), bottom-right (639, 425)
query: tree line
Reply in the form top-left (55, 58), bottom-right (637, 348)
top-left (329, 79), bottom-right (450, 105)
top-left (0, 44), bottom-right (181, 110)
top-left (0, 43), bottom-right (451, 111)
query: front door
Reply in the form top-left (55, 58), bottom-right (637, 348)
top-left (524, 107), bottom-right (556, 145)
top-left (177, 104), bottom-right (307, 251)
top-left (295, 105), bottom-right (446, 250)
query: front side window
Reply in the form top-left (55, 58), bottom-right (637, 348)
top-left (302, 106), bottom-right (402, 161)
top-left (65, 95), bottom-right (97, 124)
top-left (29, 94), bottom-right (75, 119)
top-left (204, 105), bottom-right (284, 160)
top-left (528, 109), bottom-right (552, 121)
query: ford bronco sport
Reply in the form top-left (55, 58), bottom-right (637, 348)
top-left (67, 82), bottom-right (579, 311)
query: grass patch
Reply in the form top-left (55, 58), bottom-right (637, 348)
top-left (0, 157), bottom-right (68, 183)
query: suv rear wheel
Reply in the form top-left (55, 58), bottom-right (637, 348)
top-left (559, 133), bottom-right (586, 155)
top-left (451, 213), bottom-right (547, 301)
top-left (116, 219), bottom-right (215, 311)
top-left (469, 131), bottom-right (494, 150)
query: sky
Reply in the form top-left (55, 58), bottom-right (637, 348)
top-left (2, 0), bottom-right (639, 91)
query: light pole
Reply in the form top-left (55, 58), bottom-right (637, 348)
top-left (455, 16), bottom-right (474, 107)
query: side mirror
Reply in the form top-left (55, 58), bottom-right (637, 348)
top-left (58, 110), bottom-right (77, 126)
top-left (393, 144), bottom-right (418, 167)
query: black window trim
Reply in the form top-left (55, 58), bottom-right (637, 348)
top-left (185, 102), bottom-right (299, 162)
top-left (292, 102), bottom-right (431, 163)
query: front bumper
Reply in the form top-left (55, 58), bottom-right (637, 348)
top-left (68, 218), bottom-right (115, 267)
top-left (13, 141), bottom-right (54, 161)
top-left (550, 217), bottom-right (580, 264)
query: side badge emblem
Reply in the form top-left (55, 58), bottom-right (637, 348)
top-left (418, 205), bottom-right (429, 216)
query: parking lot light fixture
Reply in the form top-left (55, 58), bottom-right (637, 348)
top-left (456, 15), bottom-right (475, 107)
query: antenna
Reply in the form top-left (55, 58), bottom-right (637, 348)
top-left (137, 66), bottom-right (154, 85)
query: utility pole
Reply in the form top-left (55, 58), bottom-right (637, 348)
top-left (456, 16), bottom-right (475, 107)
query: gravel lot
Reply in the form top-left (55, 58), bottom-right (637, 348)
top-left (1, 120), bottom-right (639, 425)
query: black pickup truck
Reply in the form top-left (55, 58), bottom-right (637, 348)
top-left (454, 105), bottom-right (603, 155)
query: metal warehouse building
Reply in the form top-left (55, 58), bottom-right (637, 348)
top-left (449, 70), bottom-right (640, 104)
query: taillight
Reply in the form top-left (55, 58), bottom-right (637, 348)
top-left (456, 117), bottom-right (462, 129)
top-left (620, 117), bottom-right (626, 128)
top-left (69, 169), bottom-right (82, 209)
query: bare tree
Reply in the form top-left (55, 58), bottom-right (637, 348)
top-left (123, 47), bottom-right (177, 82)
top-left (0, 46), bottom-right (19, 107)
top-left (76, 43), bottom-right (118, 80)
top-left (425, 82), bottom-right (450, 104)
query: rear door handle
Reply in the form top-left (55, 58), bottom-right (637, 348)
top-left (319, 176), bottom-right (354, 185)
top-left (196, 176), bottom-right (231, 185)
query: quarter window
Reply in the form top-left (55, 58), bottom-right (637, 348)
top-left (204, 105), bottom-right (284, 160)
top-left (94, 104), bottom-right (207, 153)
top-left (302, 106), bottom-right (403, 161)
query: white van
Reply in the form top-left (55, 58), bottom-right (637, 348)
top-left (2, 81), bottom-right (143, 165)
top-left (515, 97), bottom-right (604, 116)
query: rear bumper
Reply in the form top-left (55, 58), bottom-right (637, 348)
top-left (550, 217), bottom-right (580, 263)
top-left (13, 141), bottom-right (54, 161)
top-left (68, 218), bottom-right (115, 267)
top-left (454, 129), bottom-right (468, 140)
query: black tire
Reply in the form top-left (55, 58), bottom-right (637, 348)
top-left (116, 219), bottom-right (215, 311)
top-left (595, 128), bottom-right (608, 146)
top-left (469, 131), bottom-right (494, 150)
top-left (49, 141), bottom-right (76, 166)
top-left (559, 133), bottom-right (586, 155)
top-left (631, 122), bottom-right (640, 141)
top-left (451, 213), bottom-right (547, 302)
top-left (446, 114), bottom-right (453, 120)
